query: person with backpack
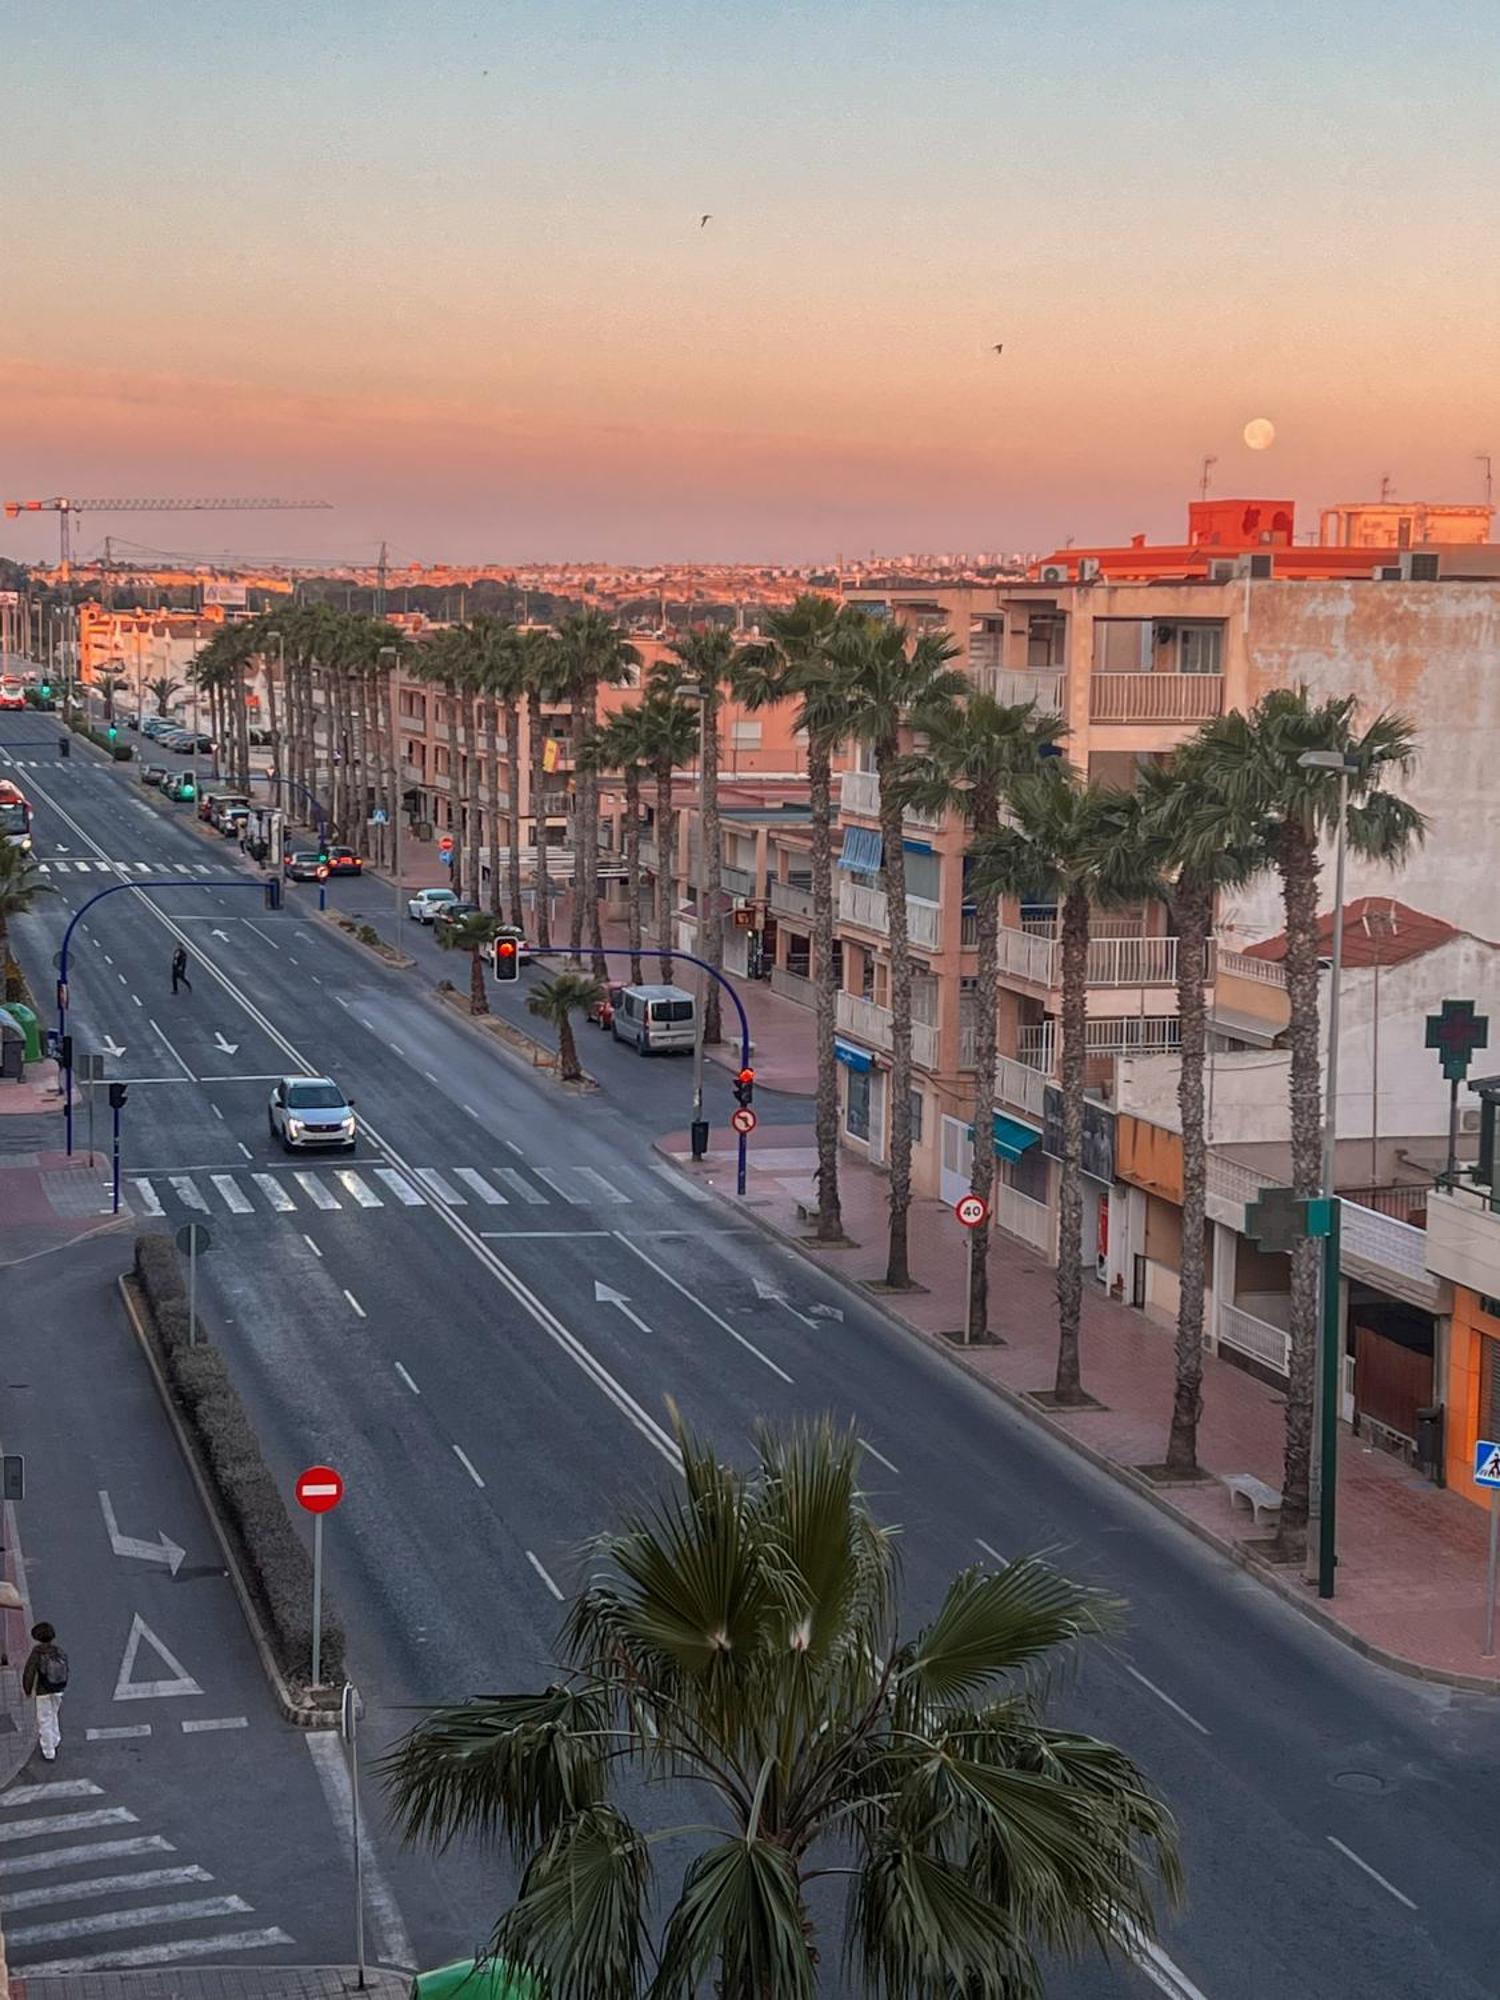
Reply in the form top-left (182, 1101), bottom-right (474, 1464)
top-left (171, 945), bottom-right (191, 995)
top-left (22, 1620), bottom-right (67, 1761)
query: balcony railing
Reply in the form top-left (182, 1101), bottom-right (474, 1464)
top-left (1216, 947), bottom-right (1286, 988)
top-left (1089, 673), bottom-right (1225, 724)
top-left (995, 1053), bottom-right (1048, 1121)
top-left (838, 882), bottom-right (942, 950)
top-left (995, 1182), bottom-right (1057, 1258)
top-left (1217, 1302), bottom-right (1291, 1377)
top-left (771, 965), bottom-right (815, 1008)
top-left (995, 928), bottom-right (1191, 988)
top-left (721, 863), bottom-right (757, 898)
top-left (769, 878), bottom-right (814, 922)
top-left (997, 925), bottom-right (1059, 986)
top-left (1017, 1024), bottom-right (1056, 1072)
top-left (836, 991), bottom-right (939, 1070)
top-left (838, 769), bottom-right (945, 830)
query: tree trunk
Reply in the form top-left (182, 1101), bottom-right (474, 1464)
top-left (468, 947), bottom-right (489, 1016)
top-left (385, 662), bottom-right (403, 882)
top-left (1276, 822), bottom-right (1324, 1556)
top-left (809, 739), bottom-right (843, 1243)
top-left (625, 764), bottom-right (644, 984)
top-left (528, 689), bottom-right (552, 950)
top-left (557, 1011), bottom-right (582, 1082)
top-left (1054, 885), bottom-right (1090, 1403)
top-left (1165, 875), bottom-right (1213, 1473)
top-left (236, 667), bottom-right (251, 790)
top-left (879, 740), bottom-right (914, 1289)
top-left (466, 691), bottom-right (483, 907)
top-left (701, 685), bottom-right (723, 1043)
top-left (569, 677), bottom-right (593, 964)
top-left (965, 785), bottom-right (1000, 1343)
top-left (486, 699), bottom-right (503, 915)
top-left (655, 752), bottom-right (675, 984)
top-left (504, 702), bottom-right (524, 930)
top-left (350, 671), bottom-right (370, 848)
top-left (444, 678), bottom-right (463, 893)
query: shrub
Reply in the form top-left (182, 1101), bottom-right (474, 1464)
top-left (356, 923), bottom-right (381, 947)
top-left (135, 1233), bottom-right (185, 1315)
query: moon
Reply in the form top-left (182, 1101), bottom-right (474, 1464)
top-left (1243, 417), bottom-right (1276, 451)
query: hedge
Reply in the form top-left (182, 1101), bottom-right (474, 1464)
top-left (131, 1233), bottom-right (345, 1688)
top-left (68, 714), bottom-right (133, 761)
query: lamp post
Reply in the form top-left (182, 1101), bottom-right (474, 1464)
top-left (378, 645), bottom-right (402, 933)
top-left (1298, 747), bottom-right (1360, 1597)
top-left (687, 678), bottom-right (710, 1160)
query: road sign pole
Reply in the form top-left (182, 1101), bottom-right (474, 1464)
top-left (189, 1231), bottom-right (198, 1348)
top-left (1486, 1490), bottom-right (1499, 1658)
top-left (111, 1097), bottom-right (121, 1215)
top-left (1316, 1200), bottom-right (1342, 1599)
top-left (312, 1512), bottom-right (324, 1689)
top-left (87, 1075), bottom-right (95, 1167)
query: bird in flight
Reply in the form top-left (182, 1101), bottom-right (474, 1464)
top-left (992, 342), bottom-right (1004, 354)
top-left (700, 214), bottom-right (713, 228)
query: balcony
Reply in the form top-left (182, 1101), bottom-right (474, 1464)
top-left (1217, 1302), bottom-right (1291, 1378)
top-left (771, 965), bottom-right (815, 1008)
top-left (1216, 947), bottom-right (1286, 988)
top-left (838, 769), bottom-right (945, 830)
top-left (1208, 1154), bottom-right (1441, 1307)
top-left (838, 882), bottom-right (942, 951)
top-left (836, 991), bottom-right (940, 1071)
top-left (997, 925), bottom-right (1059, 987)
top-left (1427, 1181), bottom-right (1500, 1299)
top-left (769, 878), bottom-right (815, 922)
top-left (995, 1182), bottom-right (1057, 1257)
top-left (721, 863), bottom-right (757, 898)
top-left (1089, 673), bottom-right (1225, 724)
top-left (974, 667), bottom-right (1068, 712)
top-left (995, 1053), bottom-right (1048, 1121)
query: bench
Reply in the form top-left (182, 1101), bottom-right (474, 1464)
top-left (1224, 1473), bottom-right (1283, 1528)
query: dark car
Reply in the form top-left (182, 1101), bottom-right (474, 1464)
top-left (432, 899), bottom-right (482, 939)
top-left (284, 851), bottom-right (330, 882)
top-left (171, 732), bottom-right (214, 754)
top-left (326, 846), bottom-right (363, 876)
top-left (140, 763), bottom-right (171, 787)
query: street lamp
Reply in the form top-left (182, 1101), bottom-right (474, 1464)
top-left (684, 676), bottom-right (711, 1160)
top-left (378, 645), bottom-right (401, 933)
top-left (1298, 747), bottom-right (1360, 1597)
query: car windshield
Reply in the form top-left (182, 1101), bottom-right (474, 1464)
top-left (287, 1082), bottom-right (345, 1110)
top-left (292, 853), bottom-right (320, 863)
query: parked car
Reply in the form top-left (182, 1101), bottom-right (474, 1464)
top-left (326, 846), bottom-right (363, 876)
top-left (407, 886), bottom-right (459, 923)
top-left (586, 981), bottom-right (624, 1029)
top-left (433, 899), bottom-right (481, 940)
top-left (140, 717), bottom-right (179, 739)
top-left (284, 850), bottom-right (330, 882)
top-left (492, 925), bottom-right (533, 965)
top-left (218, 806), bottom-right (251, 837)
top-left (610, 983), bottom-right (697, 1055)
top-left (139, 764), bottom-right (171, 788)
top-left (199, 791), bottom-right (249, 823)
top-left (161, 773), bottom-right (198, 802)
top-left (267, 1074), bottom-right (356, 1152)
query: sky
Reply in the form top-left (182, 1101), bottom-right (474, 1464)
top-left (4, 1), bottom-right (1499, 566)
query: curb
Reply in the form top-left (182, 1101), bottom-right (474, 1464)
top-left (427, 982), bottom-right (597, 1091)
top-left (116, 1275), bottom-right (337, 1730)
top-left (666, 1143), bottom-right (1500, 1700)
top-left (310, 905), bottom-right (416, 970)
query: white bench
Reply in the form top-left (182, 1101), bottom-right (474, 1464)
top-left (1225, 1473), bottom-right (1283, 1528)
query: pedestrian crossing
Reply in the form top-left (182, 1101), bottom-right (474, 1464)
top-left (36, 859), bottom-right (225, 877)
top-left (0, 1776), bottom-right (291, 1975)
top-left (123, 1158), bottom-right (693, 1223)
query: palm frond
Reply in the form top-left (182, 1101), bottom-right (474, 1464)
top-left (848, 1839), bottom-right (1037, 1999)
top-left (492, 1804), bottom-right (650, 2000)
top-left (902, 1558), bottom-right (1116, 1706)
top-left (653, 1835), bottom-right (817, 2000)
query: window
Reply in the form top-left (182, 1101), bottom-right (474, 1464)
top-left (786, 933), bottom-right (811, 977)
top-left (1178, 625), bottom-right (1223, 675)
top-left (908, 1090), bottom-right (924, 1145)
top-left (858, 950), bottom-right (875, 1001)
top-left (845, 1067), bottom-right (871, 1141)
top-left (731, 721), bottom-right (762, 748)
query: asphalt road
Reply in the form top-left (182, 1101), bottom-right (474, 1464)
top-left (6, 714), bottom-right (1500, 1998)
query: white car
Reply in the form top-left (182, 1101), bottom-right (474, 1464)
top-left (407, 887), bottom-right (459, 923)
top-left (268, 1075), bottom-right (357, 1152)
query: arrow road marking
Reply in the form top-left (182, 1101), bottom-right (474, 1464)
top-left (97, 1493), bottom-right (185, 1576)
top-left (594, 1280), bottom-right (652, 1334)
top-left (806, 1302), bottom-right (844, 1323)
top-left (112, 1614), bottom-right (203, 1702)
top-left (100, 1037), bottom-right (127, 1059)
top-left (616, 1236), bottom-right (794, 1383)
top-left (754, 1276), bottom-right (816, 1328)
top-left (210, 928), bottom-right (230, 941)
top-left (212, 1032), bottom-right (239, 1055)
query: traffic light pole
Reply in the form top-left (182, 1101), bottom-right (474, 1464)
top-left (529, 947), bottom-right (753, 1195)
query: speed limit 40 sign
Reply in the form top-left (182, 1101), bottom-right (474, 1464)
top-left (954, 1193), bottom-right (989, 1230)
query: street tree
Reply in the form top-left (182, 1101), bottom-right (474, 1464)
top-left (556, 612), bottom-right (639, 974)
top-left (0, 842), bottom-right (52, 993)
top-left (637, 689), bottom-right (700, 985)
top-left (527, 969), bottom-right (605, 1083)
top-left (436, 908), bottom-right (503, 1016)
top-left (519, 628), bottom-right (566, 952)
top-left (664, 625), bottom-right (738, 1043)
top-left (147, 676), bottom-right (180, 719)
top-left (587, 705), bottom-right (654, 984)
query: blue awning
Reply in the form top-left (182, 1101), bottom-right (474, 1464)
top-left (834, 1038), bottom-right (873, 1073)
top-left (992, 1111), bottom-right (1042, 1163)
top-left (901, 837), bottom-right (933, 855)
top-left (838, 827), bottom-right (883, 873)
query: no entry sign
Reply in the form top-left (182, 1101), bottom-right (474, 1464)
top-left (295, 1465), bottom-right (344, 1514)
top-left (954, 1193), bottom-right (989, 1230)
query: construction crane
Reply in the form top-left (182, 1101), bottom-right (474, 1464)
top-left (1, 497), bottom-right (333, 578)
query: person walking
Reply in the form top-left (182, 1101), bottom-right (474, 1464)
top-left (171, 945), bottom-right (191, 995)
top-left (22, 1620), bottom-right (67, 1761)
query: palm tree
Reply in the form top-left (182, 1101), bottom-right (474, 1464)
top-left (970, 765), bottom-right (1151, 1405)
top-left (435, 907), bottom-right (503, 1016)
top-left (555, 612), bottom-right (639, 974)
top-left (96, 674), bottom-right (126, 726)
top-left (587, 706), bottom-right (653, 984)
top-left (519, 628), bottom-right (565, 952)
top-left (831, 615), bottom-right (967, 1290)
top-left (383, 1416), bottom-right (1180, 2000)
top-left (147, 675), bottom-right (180, 719)
top-left (637, 690), bottom-right (700, 984)
top-left (903, 693), bottom-right (1066, 1342)
top-left (0, 842), bottom-right (51, 988)
top-left (1193, 689), bottom-right (1424, 1551)
top-left (733, 595), bottom-right (855, 1246)
top-left (527, 969), bottom-right (604, 1083)
top-left (665, 625), bottom-right (737, 1043)
top-left (416, 627), bottom-right (472, 893)
top-left (474, 621), bottom-right (527, 929)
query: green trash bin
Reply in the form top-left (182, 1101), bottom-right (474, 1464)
top-left (0, 1004), bottom-right (41, 1064)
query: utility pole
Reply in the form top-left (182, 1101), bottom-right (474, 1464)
top-left (1199, 454), bottom-right (1217, 501)
top-left (1379, 472), bottom-right (1394, 503)
top-left (1478, 453), bottom-right (1493, 510)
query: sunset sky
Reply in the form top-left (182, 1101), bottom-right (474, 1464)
top-left (4, 1), bottom-right (1498, 565)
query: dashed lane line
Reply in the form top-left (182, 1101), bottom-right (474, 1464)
top-left (526, 1550), bottom-right (564, 1601)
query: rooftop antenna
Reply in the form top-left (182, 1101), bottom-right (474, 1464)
top-left (1379, 473), bottom-right (1394, 503)
top-left (1478, 452), bottom-right (1493, 509)
top-left (1199, 454), bottom-right (1217, 500)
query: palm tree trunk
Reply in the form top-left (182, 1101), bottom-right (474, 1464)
top-left (466, 694), bottom-right (483, 907)
top-left (1165, 876), bottom-right (1213, 1472)
top-left (350, 672), bottom-right (370, 848)
top-left (879, 741), bottom-right (914, 1289)
top-left (558, 1010), bottom-right (582, 1082)
top-left (569, 678), bottom-right (593, 963)
top-left (809, 739), bottom-right (843, 1244)
top-left (625, 764), bottom-right (644, 984)
top-left (469, 947), bottom-right (489, 1016)
top-left (528, 690), bottom-right (552, 951)
top-left (1276, 822), bottom-right (1324, 1555)
top-left (444, 679), bottom-right (463, 892)
top-left (504, 703), bottom-right (524, 931)
top-left (654, 752), bottom-right (674, 984)
top-left (965, 789), bottom-right (1000, 1343)
top-left (236, 668), bottom-right (251, 790)
top-left (1055, 885), bottom-right (1090, 1403)
top-left (701, 686), bottom-right (723, 1043)
top-left (486, 699), bottom-right (503, 915)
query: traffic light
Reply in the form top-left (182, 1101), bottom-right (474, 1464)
top-left (58, 1034), bottom-right (73, 1073)
top-left (39, 681), bottom-right (51, 700)
top-left (733, 1066), bottom-right (755, 1108)
top-left (106, 723), bottom-right (117, 742)
top-left (494, 937), bottom-right (520, 982)
top-left (108, 1082), bottom-right (128, 1110)
top-left (317, 831), bottom-right (329, 862)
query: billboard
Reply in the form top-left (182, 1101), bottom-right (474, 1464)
top-left (1042, 1084), bottom-right (1116, 1186)
top-left (202, 582), bottom-right (248, 610)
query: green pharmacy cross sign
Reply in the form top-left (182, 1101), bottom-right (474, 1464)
top-left (1243, 1188), bottom-right (1335, 1253)
top-left (1426, 998), bottom-right (1490, 1179)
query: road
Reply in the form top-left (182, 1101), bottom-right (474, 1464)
top-left (5, 714), bottom-right (1500, 1998)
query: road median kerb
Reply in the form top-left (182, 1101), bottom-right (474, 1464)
top-left (313, 906), bottom-right (416, 968)
top-left (428, 980), bottom-right (598, 1090)
top-left (665, 1143), bottom-right (1500, 1699)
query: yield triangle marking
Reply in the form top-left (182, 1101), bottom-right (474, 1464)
top-left (113, 1614), bottom-right (203, 1702)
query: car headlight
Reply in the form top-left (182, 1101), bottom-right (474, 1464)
top-left (339, 1116), bottom-right (355, 1131)
top-left (286, 1117), bottom-right (304, 1134)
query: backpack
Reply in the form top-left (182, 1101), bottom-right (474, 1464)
top-left (36, 1647), bottom-right (68, 1693)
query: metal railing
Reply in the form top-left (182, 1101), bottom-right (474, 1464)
top-left (1338, 1182), bottom-right (1432, 1224)
top-left (996, 927), bottom-right (1197, 988)
top-left (838, 768), bottom-right (945, 829)
top-left (1017, 1024), bottom-right (1056, 1071)
top-left (1216, 947), bottom-right (1286, 988)
top-left (995, 1182), bottom-right (1057, 1257)
top-left (995, 1053), bottom-right (1048, 1120)
top-left (769, 878), bottom-right (814, 921)
top-left (972, 667), bottom-right (1068, 712)
top-left (721, 863), bottom-right (757, 898)
top-left (1089, 673), bottom-right (1225, 723)
top-left (1340, 1201), bottom-right (1434, 1294)
top-left (838, 881), bottom-right (941, 950)
top-left (1218, 1302), bottom-right (1291, 1376)
top-left (836, 991), bottom-right (939, 1070)
top-left (997, 925), bottom-right (1058, 986)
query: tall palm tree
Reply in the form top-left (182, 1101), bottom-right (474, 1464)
top-left (733, 595), bottom-right (855, 1246)
top-left (665, 625), bottom-right (737, 1043)
top-left (970, 765), bottom-right (1151, 1405)
top-left (519, 628), bottom-right (565, 951)
top-left (436, 907), bottom-right (503, 1016)
top-left (474, 620), bottom-right (527, 929)
top-left (637, 689), bottom-right (700, 984)
top-left (586, 706), bottom-right (653, 984)
top-left (415, 627), bottom-right (472, 895)
top-left (383, 1415), bottom-right (1180, 2000)
top-left (0, 842), bottom-right (52, 987)
top-left (527, 969), bottom-right (605, 1083)
top-left (96, 674), bottom-right (125, 725)
top-left (903, 693), bottom-right (1066, 1342)
top-left (147, 675), bottom-right (180, 719)
top-left (555, 612), bottom-right (639, 974)
top-left (831, 615), bottom-right (966, 1290)
top-left (1193, 689), bottom-right (1424, 1551)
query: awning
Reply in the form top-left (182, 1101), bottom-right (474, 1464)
top-left (834, 1038), bottom-right (873, 1074)
top-left (838, 827), bottom-right (882, 873)
top-left (902, 837), bottom-right (933, 855)
top-left (1207, 1003), bottom-right (1280, 1049)
top-left (992, 1110), bottom-right (1042, 1163)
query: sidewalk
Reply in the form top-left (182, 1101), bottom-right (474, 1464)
top-left (14, 1967), bottom-right (407, 2000)
top-left (661, 1122), bottom-right (1500, 1691)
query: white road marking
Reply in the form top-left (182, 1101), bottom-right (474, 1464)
top-left (168, 1176), bottom-right (208, 1213)
top-left (147, 1018), bottom-right (194, 1079)
top-left (1, 1865), bottom-right (212, 1913)
top-left (975, 1537), bottom-right (1007, 1567)
top-left (131, 995), bottom-right (142, 1007)
top-left (113, 1612), bottom-right (203, 1701)
top-left (0, 1836), bottom-right (173, 1878)
top-left (1116, 1919), bottom-right (1213, 2000)
top-left (504, 1138), bottom-right (525, 1155)
top-left (1327, 1835), bottom-right (1417, 1909)
top-left (303, 1233), bottom-right (324, 1257)
top-left (181, 1716), bottom-right (248, 1733)
top-left (453, 1445), bottom-right (485, 1487)
top-left (415, 1167), bottom-right (464, 1205)
top-left (453, 1167), bottom-right (505, 1204)
top-left (0, 1809), bottom-right (138, 1845)
top-left (20, 1929), bottom-right (293, 1977)
top-left (612, 1234), bottom-right (793, 1384)
top-left (244, 921), bottom-right (279, 950)
top-left (1119, 1660), bottom-right (1211, 1737)
top-left (295, 1172), bottom-right (340, 1210)
top-left (210, 1103), bottom-right (223, 1120)
top-left (571, 1165), bottom-right (629, 1203)
top-left (481, 1229), bottom-right (611, 1239)
top-left (335, 1169), bottom-right (381, 1208)
top-left (526, 1550), bottom-right (564, 1601)
top-left (236, 1140), bottom-right (252, 1159)
top-left (103, 953), bottom-right (113, 965)
top-left (374, 1167), bottom-right (423, 1205)
top-left (423, 1070), bottom-right (439, 1084)
top-left (395, 1362), bottom-right (420, 1395)
top-left (534, 1168), bottom-right (587, 1206)
top-left (130, 1179), bottom-right (164, 1216)
top-left (462, 1102), bottom-right (480, 1119)
top-left (858, 1438), bottom-right (900, 1475)
top-left (652, 1159), bottom-right (713, 1202)
top-left (85, 1725), bottom-right (152, 1741)
top-left (304, 1733), bottom-right (413, 1967)
top-left (387, 1041), bottom-right (405, 1057)
top-left (343, 1288), bottom-right (367, 1318)
top-left (210, 1174), bottom-right (253, 1214)
top-left (491, 1167), bottom-right (546, 1205)
top-left (251, 1172), bottom-right (295, 1213)
top-left (0, 1782), bottom-right (103, 1808)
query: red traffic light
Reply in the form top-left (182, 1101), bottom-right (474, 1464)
top-left (494, 936), bottom-right (521, 982)
top-left (733, 1065), bottom-right (755, 1108)
top-left (736, 1067), bottom-right (755, 1086)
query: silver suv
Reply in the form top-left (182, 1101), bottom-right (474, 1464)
top-left (268, 1075), bottom-right (357, 1152)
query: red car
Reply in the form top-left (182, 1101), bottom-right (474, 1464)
top-left (587, 982), bottom-right (624, 1030)
top-left (326, 847), bottom-right (364, 875)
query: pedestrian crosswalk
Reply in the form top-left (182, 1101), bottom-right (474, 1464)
top-left (0, 1776), bottom-right (291, 1975)
top-left (125, 1158), bottom-right (673, 1223)
top-left (36, 859), bottom-right (225, 877)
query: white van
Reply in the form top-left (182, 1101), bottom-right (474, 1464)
top-left (611, 983), bottom-right (697, 1055)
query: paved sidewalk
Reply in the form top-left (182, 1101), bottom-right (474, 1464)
top-left (14, 1967), bottom-right (407, 2000)
top-left (663, 1123), bottom-right (1500, 1690)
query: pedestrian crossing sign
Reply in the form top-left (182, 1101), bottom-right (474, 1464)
top-left (1474, 1439), bottom-right (1500, 1487)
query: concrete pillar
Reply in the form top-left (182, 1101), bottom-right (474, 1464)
top-left (1209, 1221), bottom-right (1237, 1354)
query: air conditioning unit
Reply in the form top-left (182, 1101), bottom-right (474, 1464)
top-left (1077, 557), bottom-right (1101, 582)
top-left (1461, 1107), bottom-right (1483, 1134)
top-left (1402, 551), bottom-right (1441, 581)
top-left (1039, 564), bottom-right (1069, 585)
top-left (1209, 559), bottom-right (1236, 583)
top-left (1248, 552), bottom-right (1274, 579)
top-left (1373, 564), bottom-right (1403, 581)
